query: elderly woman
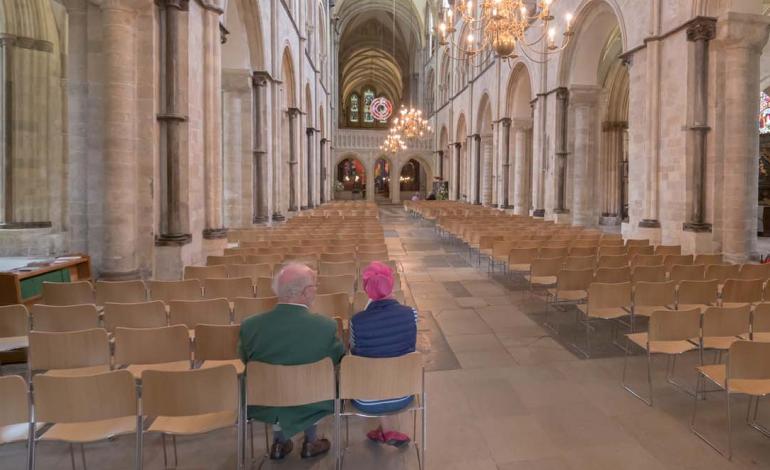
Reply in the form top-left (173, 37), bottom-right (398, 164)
top-left (349, 261), bottom-right (418, 447)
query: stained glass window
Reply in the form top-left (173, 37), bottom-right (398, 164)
top-left (760, 92), bottom-right (770, 134)
top-left (350, 94), bottom-right (359, 123)
top-left (363, 89), bottom-right (375, 123)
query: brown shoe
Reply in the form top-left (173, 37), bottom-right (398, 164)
top-left (269, 439), bottom-right (293, 460)
top-left (301, 438), bottom-right (331, 459)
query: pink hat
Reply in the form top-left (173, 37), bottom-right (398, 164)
top-left (362, 261), bottom-right (395, 301)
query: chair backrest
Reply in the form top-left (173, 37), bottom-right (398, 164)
top-left (232, 296), bottom-right (278, 323)
top-left (677, 279), bottom-right (719, 306)
top-left (28, 328), bottom-right (110, 372)
top-left (633, 281), bottom-right (676, 308)
top-left (530, 257), bottom-right (565, 277)
top-left (33, 370), bottom-right (137, 424)
top-left (664, 255), bottom-right (694, 271)
top-left (142, 365), bottom-right (238, 417)
top-left (42, 281), bottom-right (94, 306)
top-left (255, 277), bottom-right (276, 297)
top-left (207, 255), bottom-right (246, 266)
top-left (655, 245), bottom-right (682, 256)
top-left (318, 274), bottom-right (355, 296)
top-left (739, 263), bottom-right (770, 281)
top-left (95, 280), bottom-right (147, 306)
top-left (169, 298), bottom-right (231, 329)
top-left (702, 305), bottom-right (751, 338)
top-left (246, 358), bottom-right (336, 406)
top-left (148, 280), bottom-right (203, 302)
top-left (628, 245), bottom-right (655, 257)
top-left (310, 293), bottom-right (352, 319)
top-left (321, 252), bottom-right (357, 262)
top-left (568, 246), bottom-right (598, 257)
top-left (648, 308), bottom-right (701, 342)
top-left (194, 324), bottom-right (240, 361)
top-left (225, 264), bottom-right (272, 283)
top-left (539, 247), bottom-right (569, 258)
top-left (339, 353), bottom-right (422, 400)
top-left (631, 254), bottom-right (664, 268)
top-left (203, 277), bottom-right (255, 300)
top-left (113, 325), bottom-right (190, 366)
top-left (626, 239), bottom-right (650, 247)
top-left (669, 264), bottom-right (705, 282)
top-left (587, 282), bottom-right (632, 310)
top-left (103, 301), bottom-right (168, 333)
top-left (728, 341), bottom-right (770, 382)
top-left (754, 302), bottom-right (770, 333)
top-left (705, 264), bottom-right (740, 284)
top-left (356, 252), bottom-right (390, 264)
top-left (0, 375), bottom-right (28, 428)
top-left (597, 255), bottom-right (629, 269)
top-left (556, 269), bottom-right (593, 291)
top-left (722, 279), bottom-right (764, 304)
top-left (31, 304), bottom-right (100, 332)
top-left (245, 254), bottom-right (284, 265)
top-left (598, 246), bottom-right (627, 256)
top-left (694, 254), bottom-right (724, 266)
top-left (0, 304), bottom-right (29, 338)
top-left (593, 267), bottom-right (631, 284)
top-left (183, 265), bottom-right (227, 282)
top-left (564, 256), bottom-right (595, 271)
top-left (319, 261), bottom-right (357, 276)
top-left (631, 265), bottom-right (667, 283)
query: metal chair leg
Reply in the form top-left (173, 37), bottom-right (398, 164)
top-left (80, 444), bottom-right (87, 470)
top-left (135, 415), bottom-right (143, 470)
top-left (622, 339), bottom-right (653, 406)
top-left (161, 434), bottom-right (168, 469)
top-left (691, 373), bottom-right (732, 459)
top-left (69, 443), bottom-right (77, 470)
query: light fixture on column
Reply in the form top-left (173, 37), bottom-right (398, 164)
top-left (436, 0), bottom-right (574, 62)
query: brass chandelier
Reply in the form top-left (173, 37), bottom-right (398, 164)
top-left (391, 107), bottom-right (432, 139)
top-left (380, 129), bottom-right (407, 154)
top-left (437, 0), bottom-right (574, 62)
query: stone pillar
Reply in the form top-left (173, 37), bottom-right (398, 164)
top-left (499, 118), bottom-right (512, 208)
top-left (512, 119), bottom-right (532, 215)
top-left (156, 0), bottom-right (192, 246)
top-left (366, 159), bottom-right (376, 202)
top-left (101, 0), bottom-right (141, 278)
top-left (391, 159), bottom-right (401, 204)
top-left (320, 138), bottom-right (327, 204)
top-left (554, 87), bottom-right (569, 214)
top-left (718, 13), bottom-right (770, 261)
top-left (288, 107), bottom-right (300, 212)
top-left (306, 128), bottom-right (316, 208)
top-left (472, 134), bottom-right (481, 204)
top-left (453, 142), bottom-right (461, 201)
top-left (202, 4), bottom-right (225, 239)
top-left (251, 73), bottom-right (270, 223)
top-left (481, 136), bottom-right (493, 206)
top-left (683, 17), bottom-right (717, 233)
top-left (222, 85), bottom-right (242, 227)
top-left (599, 122), bottom-right (627, 223)
top-left (532, 95), bottom-right (546, 217)
top-left (570, 86), bottom-right (600, 226)
top-left (437, 150), bottom-right (444, 180)
top-left (0, 38), bottom-right (10, 226)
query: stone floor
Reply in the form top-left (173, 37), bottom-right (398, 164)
top-left (4, 207), bottom-right (770, 469)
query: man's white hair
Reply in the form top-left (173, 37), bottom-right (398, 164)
top-left (272, 262), bottom-right (315, 301)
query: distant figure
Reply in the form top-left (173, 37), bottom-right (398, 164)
top-left (350, 262), bottom-right (418, 447)
top-left (426, 192), bottom-right (436, 200)
top-left (411, 193), bottom-right (420, 201)
top-left (239, 263), bottom-right (344, 460)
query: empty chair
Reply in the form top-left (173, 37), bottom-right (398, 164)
top-left (598, 246), bottom-right (628, 256)
top-left (255, 277), bottom-right (276, 297)
top-left (320, 261), bottom-right (357, 276)
top-left (702, 305), bottom-right (751, 353)
top-left (169, 298), bottom-right (231, 330)
top-left (738, 263), bottom-right (770, 282)
top-left (677, 279), bottom-right (719, 313)
top-left (664, 255), bottom-right (694, 272)
top-left (669, 264), bottom-right (705, 282)
top-left (321, 252), bottom-right (357, 263)
top-left (245, 254), bottom-right (284, 265)
top-left (564, 256), bottom-right (595, 271)
top-left (631, 265), bottom-right (667, 283)
top-left (594, 267), bottom-right (632, 284)
top-left (632, 281), bottom-right (676, 319)
top-left (148, 279), bottom-right (203, 302)
top-left (753, 303), bottom-right (770, 342)
top-left (626, 239), bottom-right (650, 247)
top-left (95, 280), bottom-right (147, 305)
top-left (623, 308), bottom-right (702, 406)
top-left (183, 265), bottom-right (227, 282)
top-left (141, 365), bottom-right (240, 468)
top-left (311, 293), bottom-right (352, 320)
top-left (42, 281), bottom-right (94, 306)
top-left (599, 238), bottom-right (624, 247)
top-left (0, 305), bottom-right (29, 366)
top-left (631, 254), bottom-right (664, 268)
top-left (655, 245), bottom-right (682, 256)
top-left (28, 328), bottom-right (110, 377)
top-left (526, 257), bottom-right (564, 294)
top-left (224, 247), bottom-right (256, 256)
top-left (226, 263), bottom-right (272, 283)
top-left (576, 282), bottom-right (632, 357)
top-left (705, 264), bottom-right (740, 287)
top-left (628, 245), bottom-right (655, 257)
top-left (113, 325), bottom-right (191, 378)
top-left (721, 279), bottom-right (764, 308)
top-left (318, 274), bottom-right (355, 296)
top-left (695, 254), bottom-right (724, 266)
top-left (507, 248), bottom-right (539, 276)
top-left (293, 246), bottom-right (322, 256)
top-left (568, 246), bottom-right (598, 257)
top-left (0, 375), bottom-right (32, 468)
top-left (232, 297), bottom-right (278, 323)
top-left (207, 254), bottom-right (246, 266)
top-left (203, 277), bottom-right (255, 300)
top-left (546, 269), bottom-right (593, 321)
top-left (31, 304), bottom-right (100, 332)
top-left (32, 370), bottom-right (139, 468)
top-left (194, 324), bottom-right (244, 374)
top-left (597, 255), bottom-right (629, 269)
top-left (103, 301), bottom-right (168, 333)
top-left (539, 246), bottom-right (569, 258)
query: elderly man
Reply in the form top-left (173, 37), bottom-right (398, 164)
top-left (239, 262), bottom-right (344, 460)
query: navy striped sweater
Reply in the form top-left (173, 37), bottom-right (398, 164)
top-left (350, 299), bottom-right (417, 358)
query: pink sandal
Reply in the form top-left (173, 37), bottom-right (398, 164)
top-left (366, 427), bottom-right (386, 443)
top-left (383, 430), bottom-right (411, 448)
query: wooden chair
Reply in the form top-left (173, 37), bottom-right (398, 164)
top-left (169, 298), bottom-right (231, 332)
top-left (32, 370), bottom-right (139, 469)
top-left (630, 254), bottom-right (664, 268)
top-left (255, 277), bottom-right (275, 297)
top-left (28, 328), bottom-right (110, 378)
top-left (568, 246), bottom-right (598, 257)
top-left (593, 267), bottom-right (631, 284)
top-left (628, 245), bottom-right (655, 257)
top-left (599, 238), bottom-right (624, 247)
top-left (321, 252), bottom-right (357, 263)
top-left (30, 304), bottom-right (100, 332)
top-left (113, 325), bottom-right (191, 379)
top-left (526, 257), bottom-right (564, 296)
top-left (692, 341), bottom-right (770, 459)
top-left (702, 305), bottom-right (751, 356)
top-left (677, 280), bottom-right (719, 313)
top-left (695, 254), bottom-right (724, 266)
top-left (597, 255), bottom-right (629, 269)
top-left (721, 279), bottom-right (763, 308)
top-left (311, 293), bottom-right (352, 320)
top-left (576, 282), bottom-right (632, 357)
top-left (320, 261), bottom-right (357, 277)
top-left (0, 375), bottom-right (33, 469)
top-left (338, 353), bottom-right (426, 470)
top-left (183, 265), bottom-right (227, 283)
top-left (705, 264), bottom-right (740, 289)
top-left (626, 239), bottom-right (650, 247)
top-left (598, 246), bottom-right (627, 257)
top-left (41, 281), bottom-right (94, 306)
top-left (148, 280), bottom-right (203, 302)
top-left (669, 264), bottom-right (706, 282)
top-left (664, 255), bottom-right (694, 272)
top-left (631, 280), bottom-right (676, 322)
top-left (655, 245), bottom-right (682, 256)
top-left (738, 263), bottom-right (770, 282)
top-left (623, 308), bottom-right (702, 406)
top-left (545, 269), bottom-right (593, 330)
top-left (0, 305), bottom-right (29, 372)
top-left (95, 280), bottom-right (147, 305)
top-left (538, 246), bottom-right (569, 259)
top-left (141, 365), bottom-right (241, 468)
top-left (204, 277), bottom-right (255, 300)
top-left (563, 256), bottom-right (595, 271)
top-left (103, 301), bottom-right (168, 333)
top-left (194, 324), bottom-right (244, 374)
top-left (507, 247), bottom-right (538, 276)
top-left (631, 265), bottom-right (667, 283)
top-left (318, 274), bottom-right (355, 296)
top-left (207, 255), bottom-right (246, 266)
top-left (233, 297), bottom-right (278, 323)
top-left (245, 254), bottom-right (284, 265)
top-left (226, 264), bottom-right (273, 284)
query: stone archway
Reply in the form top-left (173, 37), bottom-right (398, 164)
top-left (476, 93), bottom-right (494, 206)
top-left (503, 62), bottom-right (534, 215)
top-left (334, 155), bottom-right (367, 200)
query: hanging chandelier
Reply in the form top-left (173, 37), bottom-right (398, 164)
top-left (380, 130), bottom-right (407, 154)
top-left (391, 107), bottom-right (432, 139)
top-left (436, 0), bottom-right (574, 62)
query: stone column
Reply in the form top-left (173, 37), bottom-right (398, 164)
top-left (390, 158), bottom-right (401, 204)
top-left (156, 0), bottom-right (191, 246)
top-left (532, 95), bottom-right (546, 217)
top-left (718, 13), bottom-right (770, 261)
top-left (512, 119), bottom-right (532, 215)
top-left (100, 0), bottom-right (142, 278)
top-left (222, 85), bottom-right (242, 227)
top-left (0, 38), bottom-right (10, 226)
top-left (320, 138), bottom-right (327, 203)
top-left (366, 159), bottom-right (376, 202)
top-left (481, 136), bottom-right (493, 206)
top-left (499, 118), bottom-right (512, 208)
top-left (554, 87), bottom-right (569, 214)
top-left (288, 107), bottom-right (300, 212)
top-left (453, 142), bottom-right (461, 200)
top-left (251, 72), bottom-right (270, 223)
top-left (437, 150), bottom-right (444, 180)
top-left (472, 134), bottom-right (481, 204)
top-left (684, 17), bottom-right (717, 233)
top-left (202, 4), bottom-right (225, 239)
top-left (570, 86), bottom-right (600, 226)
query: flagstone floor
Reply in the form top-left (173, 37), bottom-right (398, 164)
top-left (4, 207), bottom-right (770, 469)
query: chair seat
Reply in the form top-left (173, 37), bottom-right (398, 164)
top-left (40, 416), bottom-right (136, 443)
top-left (721, 302), bottom-right (754, 309)
top-left (199, 359), bottom-right (244, 375)
top-left (698, 364), bottom-right (726, 388)
top-left (525, 275), bottom-right (557, 286)
top-left (44, 365), bottom-right (111, 378)
top-left (0, 336), bottom-right (27, 353)
top-left (508, 263), bottom-right (531, 272)
top-left (626, 333), bottom-right (697, 354)
top-left (126, 361), bottom-right (191, 379)
top-left (633, 305), bottom-right (672, 317)
top-left (753, 332), bottom-right (770, 342)
top-left (0, 423), bottom-right (30, 445)
top-left (703, 336), bottom-right (741, 351)
top-left (547, 289), bottom-right (587, 302)
top-left (147, 410), bottom-right (238, 436)
top-left (694, 365), bottom-right (770, 395)
top-left (578, 305), bottom-right (628, 320)
top-left (677, 303), bottom-right (710, 313)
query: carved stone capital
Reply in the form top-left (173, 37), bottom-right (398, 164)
top-left (511, 118), bottom-right (533, 130)
top-left (288, 107), bottom-right (302, 118)
top-left (686, 17), bottom-right (716, 42)
top-left (220, 23), bottom-right (229, 44)
top-left (568, 85), bottom-right (601, 106)
top-left (252, 71), bottom-right (273, 87)
top-left (452, 142), bottom-right (462, 149)
top-left (499, 117), bottom-right (512, 128)
top-left (716, 12), bottom-right (770, 53)
top-left (555, 87), bottom-right (569, 101)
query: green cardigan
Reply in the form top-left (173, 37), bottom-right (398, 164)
top-left (239, 303), bottom-right (345, 437)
